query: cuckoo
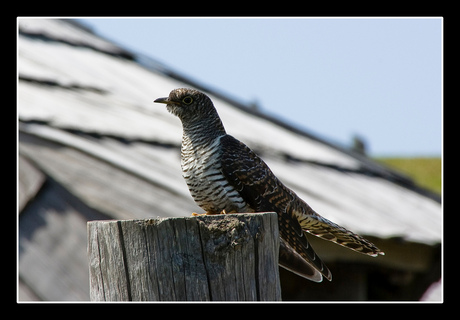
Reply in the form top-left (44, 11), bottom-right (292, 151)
top-left (154, 88), bottom-right (384, 282)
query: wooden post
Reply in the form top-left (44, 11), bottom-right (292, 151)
top-left (87, 212), bottom-right (281, 301)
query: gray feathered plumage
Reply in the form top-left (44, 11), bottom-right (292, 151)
top-left (154, 88), bottom-right (384, 282)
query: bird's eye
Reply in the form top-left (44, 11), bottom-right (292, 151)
top-left (182, 96), bottom-right (193, 105)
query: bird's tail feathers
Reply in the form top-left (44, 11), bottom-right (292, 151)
top-left (279, 213), bottom-right (333, 281)
top-left (279, 238), bottom-right (328, 282)
top-left (291, 200), bottom-right (384, 257)
top-left (301, 213), bottom-right (384, 257)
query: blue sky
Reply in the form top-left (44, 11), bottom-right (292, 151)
top-left (79, 17), bottom-right (442, 157)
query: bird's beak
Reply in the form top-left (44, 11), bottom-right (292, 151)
top-left (154, 97), bottom-right (169, 104)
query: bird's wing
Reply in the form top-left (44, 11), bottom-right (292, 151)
top-left (219, 134), bottom-right (331, 281)
top-left (220, 134), bottom-right (384, 260)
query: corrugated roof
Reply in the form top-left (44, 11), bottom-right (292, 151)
top-left (17, 18), bottom-right (442, 301)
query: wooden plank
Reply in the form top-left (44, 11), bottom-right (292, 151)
top-left (18, 155), bottom-right (46, 213)
top-left (19, 178), bottom-right (104, 301)
top-left (87, 213), bottom-right (281, 301)
top-left (88, 220), bottom-right (131, 301)
top-left (19, 130), bottom-right (197, 220)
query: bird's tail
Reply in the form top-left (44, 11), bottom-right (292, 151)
top-left (279, 238), bottom-right (330, 282)
top-left (310, 216), bottom-right (385, 256)
top-left (278, 211), bottom-right (333, 282)
top-left (291, 199), bottom-right (385, 257)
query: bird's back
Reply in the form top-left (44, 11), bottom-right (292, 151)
top-left (219, 134), bottom-right (383, 281)
top-left (219, 134), bottom-right (333, 281)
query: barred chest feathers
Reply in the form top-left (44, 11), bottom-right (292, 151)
top-left (181, 134), bottom-right (253, 214)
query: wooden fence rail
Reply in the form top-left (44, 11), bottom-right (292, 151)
top-left (87, 212), bottom-right (281, 301)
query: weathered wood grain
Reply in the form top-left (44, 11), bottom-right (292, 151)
top-left (87, 212), bottom-right (281, 301)
top-left (18, 155), bottom-right (46, 212)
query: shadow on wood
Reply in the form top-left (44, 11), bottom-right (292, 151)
top-left (87, 212), bottom-right (281, 301)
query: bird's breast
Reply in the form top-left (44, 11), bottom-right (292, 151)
top-left (181, 135), bottom-right (251, 214)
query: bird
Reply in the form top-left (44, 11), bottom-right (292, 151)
top-left (154, 88), bottom-right (384, 282)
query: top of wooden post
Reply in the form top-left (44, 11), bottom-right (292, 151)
top-left (87, 212), bottom-right (281, 301)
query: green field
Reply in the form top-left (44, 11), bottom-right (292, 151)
top-left (374, 157), bottom-right (442, 195)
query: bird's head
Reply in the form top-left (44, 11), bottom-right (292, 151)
top-left (154, 88), bottom-right (226, 134)
top-left (154, 88), bottom-right (213, 121)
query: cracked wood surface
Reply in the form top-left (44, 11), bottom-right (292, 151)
top-left (87, 212), bottom-right (281, 301)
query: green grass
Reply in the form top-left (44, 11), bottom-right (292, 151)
top-left (374, 157), bottom-right (442, 195)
